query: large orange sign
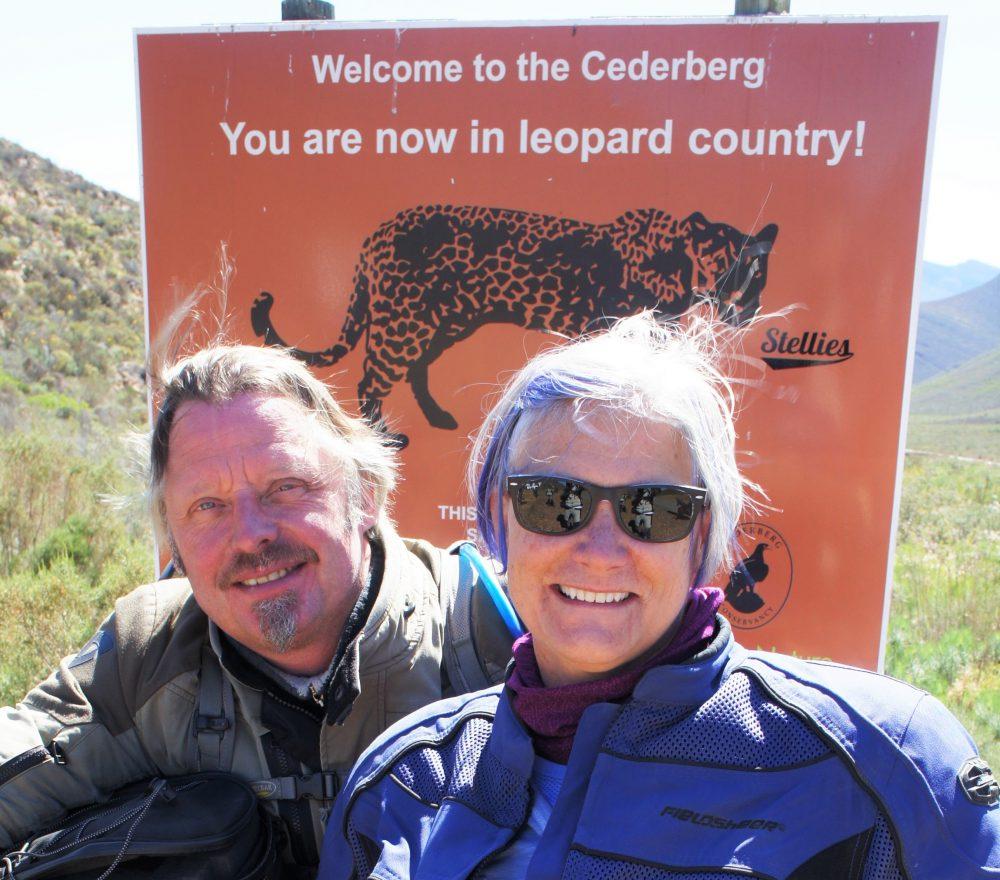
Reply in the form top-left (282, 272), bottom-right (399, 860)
top-left (136, 18), bottom-right (942, 669)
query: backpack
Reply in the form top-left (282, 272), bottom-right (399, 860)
top-left (437, 541), bottom-right (518, 694)
top-left (0, 773), bottom-right (281, 880)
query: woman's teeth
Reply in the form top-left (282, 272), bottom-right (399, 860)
top-left (243, 568), bottom-right (291, 587)
top-left (557, 585), bottom-right (629, 604)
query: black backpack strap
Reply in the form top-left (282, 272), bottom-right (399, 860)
top-left (251, 771), bottom-right (339, 802)
top-left (440, 542), bottom-right (514, 695)
top-left (195, 642), bottom-right (236, 772)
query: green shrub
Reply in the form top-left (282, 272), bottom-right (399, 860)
top-left (0, 369), bottom-right (26, 394)
top-left (0, 536), bottom-right (151, 704)
top-left (26, 390), bottom-right (89, 416)
top-left (0, 425), bottom-right (130, 575)
top-left (0, 238), bottom-right (18, 270)
top-left (31, 514), bottom-right (98, 572)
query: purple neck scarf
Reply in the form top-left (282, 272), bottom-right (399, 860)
top-left (507, 587), bottom-right (723, 764)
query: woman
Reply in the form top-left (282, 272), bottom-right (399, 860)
top-left (320, 312), bottom-right (998, 879)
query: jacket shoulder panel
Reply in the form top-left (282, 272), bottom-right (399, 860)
top-left (389, 706), bottom-right (528, 830)
top-left (22, 580), bottom-right (205, 738)
top-left (743, 652), bottom-right (1000, 877)
top-left (113, 579), bottom-right (206, 717)
top-left (606, 666), bottom-right (833, 770)
top-left (348, 687), bottom-right (504, 791)
top-left (327, 686), bottom-right (517, 877)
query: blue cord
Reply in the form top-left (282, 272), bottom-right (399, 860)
top-left (458, 543), bottom-right (525, 639)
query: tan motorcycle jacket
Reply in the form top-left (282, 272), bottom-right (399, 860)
top-left (0, 532), bottom-right (511, 871)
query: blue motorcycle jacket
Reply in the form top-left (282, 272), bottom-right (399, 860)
top-left (321, 619), bottom-right (999, 879)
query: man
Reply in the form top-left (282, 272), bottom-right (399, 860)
top-left (0, 344), bottom-right (510, 871)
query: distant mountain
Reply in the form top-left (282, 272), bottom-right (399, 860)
top-left (920, 260), bottom-right (999, 303)
top-left (912, 272), bottom-right (1000, 384)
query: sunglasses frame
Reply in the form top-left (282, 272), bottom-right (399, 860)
top-left (505, 475), bottom-right (709, 544)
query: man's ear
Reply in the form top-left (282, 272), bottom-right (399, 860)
top-left (167, 532), bottom-right (186, 576)
top-left (354, 485), bottom-right (379, 535)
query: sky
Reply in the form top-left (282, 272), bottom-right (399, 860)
top-left (1, 0), bottom-right (997, 268)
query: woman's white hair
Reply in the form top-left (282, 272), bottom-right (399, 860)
top-left (470, 308), bottom-right (761, 586)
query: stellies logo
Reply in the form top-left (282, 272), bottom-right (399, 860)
top-left (760, 328), bottom-right (854, 370)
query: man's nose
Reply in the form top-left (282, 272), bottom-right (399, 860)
top-left (230, 493), bottom-right (278, 551)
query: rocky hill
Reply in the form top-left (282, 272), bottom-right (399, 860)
top-left (0, 138), bottom-right (145, 430)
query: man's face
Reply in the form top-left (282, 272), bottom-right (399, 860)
top-left (162, 393), bottom-right (374, 675)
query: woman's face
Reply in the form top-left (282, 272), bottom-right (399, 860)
top-left (505, 409), bottom-right (708, 687)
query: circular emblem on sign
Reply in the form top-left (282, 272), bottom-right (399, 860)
top-left (719, 521), bottom-right (793, 630)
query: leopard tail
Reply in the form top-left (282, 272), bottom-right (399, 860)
top-left (250, 267), bottom-right (370, 367)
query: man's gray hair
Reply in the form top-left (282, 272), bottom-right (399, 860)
top-left (145, 344), bottom-right (398, 541)
top-left (470, 309), bottom-right (761, 586)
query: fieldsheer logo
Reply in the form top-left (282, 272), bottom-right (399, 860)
top-left (660, 805), bottom-right (785, 833)
top-left (760, 327), bottom-right (854, 370)
top-left (722, 522), bottom-right (793, 630)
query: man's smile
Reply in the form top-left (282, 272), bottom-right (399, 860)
top-left (236, 564), bottom-right (305, 588)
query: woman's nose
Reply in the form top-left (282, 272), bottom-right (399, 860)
top-left (576, 500), bottom-right (629, 565)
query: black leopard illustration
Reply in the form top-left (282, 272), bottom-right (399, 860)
top-left (252, 205), bottom-right (778, 445)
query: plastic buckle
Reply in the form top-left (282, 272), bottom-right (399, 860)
top-left (195, 714), bottom-right (231, 733)
top-left (294, 772), bottom-right (339, 801)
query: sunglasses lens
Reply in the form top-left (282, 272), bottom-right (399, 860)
top-left (619, 487), bottom-right (697, 542)
top-left (511, 478), bottom-right (591, 535)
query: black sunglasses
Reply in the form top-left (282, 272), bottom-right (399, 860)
top-left (506, 475), bottom-right (709, 544)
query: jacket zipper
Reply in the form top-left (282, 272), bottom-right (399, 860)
top-left (0, 745), bottom-right (55, 787)
top-left (467, 785), bottom-right (535, 879)
top-left (742, 663), bottom-right (912, 880)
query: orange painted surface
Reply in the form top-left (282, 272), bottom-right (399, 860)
top-left (138, 20), bottom-right (940, 668)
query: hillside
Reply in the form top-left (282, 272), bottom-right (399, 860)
top-left (0, 138), bottom-right (145, 427)
top-left (912, 271), bottom-right (1000, 384)
top-left (912, 345), bottom-right (1000, 418)
top-left (0, 139), bottom-right (149, 592)
top-left (906, 345), bottom-right (1000, 461)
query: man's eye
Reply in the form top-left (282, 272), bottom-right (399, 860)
top-left (195, 500), bottom-right (218, 512)
top-left (272, 481), bottom-right (306, 497)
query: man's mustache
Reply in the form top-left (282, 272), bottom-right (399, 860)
top-left (217, 540), bottom-right (319, 590)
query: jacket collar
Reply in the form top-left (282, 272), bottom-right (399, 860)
top-left (489, 616), bottom-right (742, 776)
top-left (207, 527), bottom-right (434, 724)
top-left (632, 615), bottom-right (741, 704)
